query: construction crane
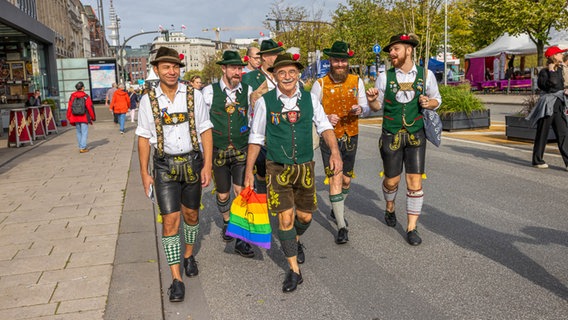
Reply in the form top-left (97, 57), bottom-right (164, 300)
top-left (202, 26), bottom-right (263, 43)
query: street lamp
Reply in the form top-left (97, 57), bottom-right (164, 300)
top-left (443, 0), bottom-right (448, 85)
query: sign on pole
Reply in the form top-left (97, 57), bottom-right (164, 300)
top-left (373, 44), bottom-right (381, 54)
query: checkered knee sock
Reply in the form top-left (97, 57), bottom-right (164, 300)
top-left (161, 234), bottom-right (180, 266)
top-left (278, 228), bottom-right (298, 258)
top-left (183, 222), bottom-right (199, 245)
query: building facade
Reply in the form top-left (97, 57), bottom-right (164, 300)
top-left (150, 32), bottom-right (217, 71)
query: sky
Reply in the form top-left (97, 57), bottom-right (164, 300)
top-left (82, 0), bottom-right (347, 48)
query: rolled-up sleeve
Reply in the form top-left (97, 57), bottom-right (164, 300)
top-left (310, 92), bottom-right (333, 135)
top-left (248, 97), bottom-right (266, 145)
top-left (194, 90), bottom-right (214, 134)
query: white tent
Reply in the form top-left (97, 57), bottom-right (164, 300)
top-left (465, 29), bottom-right (568, 58)
top-left (145, 68), bottom-right (158, 81)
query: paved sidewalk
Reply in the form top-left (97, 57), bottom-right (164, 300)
top-left (0, 105), bottom-right (147, 319)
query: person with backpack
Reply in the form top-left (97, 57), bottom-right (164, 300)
top-left (109, 83), bottom-right (131, 134)
top-left (66, 81), bottom-right (95, 153)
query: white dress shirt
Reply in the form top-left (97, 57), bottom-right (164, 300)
top-left (375, 65), bottom-right (442, 108)
top-left (136, 82), bottom-right (213, 155)
top-left (311, 75), bottom-right (371, 117)
top-left (249, 87), bottom-right (333, 146)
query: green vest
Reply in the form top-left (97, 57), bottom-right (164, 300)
top-left (210, 83), bottom-right (250, 150)
top-left (264, 89), bottom-right (313, 164)
top-left (383, 66), bottom-right (425, 134)
top-left (242, 69), bottom-right (266, 90)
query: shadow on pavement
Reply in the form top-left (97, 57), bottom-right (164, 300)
top-left (421, 204), bottom-right (568, 300)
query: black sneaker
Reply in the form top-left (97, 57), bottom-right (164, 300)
top-left (234, 239), bottom-right (255, 258)
top-left (183, 255), bottom-right (198, 277)
top-left (297, 241), bottom-right (305, 264)
top-left (384, 210), bottom-right (397, 227)
top-left (222, 221), bottom-right (234, 242)
top-left (330, 209), bottom-right (348, 227)
top-left (167, 279), bottom-right (185, 302)
top-left (407, 229), bottom-right (422, 246)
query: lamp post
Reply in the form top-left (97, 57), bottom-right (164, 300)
top-left (443, 0), bottom-right (448, 85)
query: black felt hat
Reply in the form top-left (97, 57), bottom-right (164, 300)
top-left (323, 41), bottom-right (354, 59)
top-left (383, 33), bottom-right (419, 53)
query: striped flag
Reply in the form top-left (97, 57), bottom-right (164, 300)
top-left (225, 187), bottom-right (271, 249)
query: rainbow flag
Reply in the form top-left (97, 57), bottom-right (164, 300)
top-left (226, 187), bottom-right (272, 249)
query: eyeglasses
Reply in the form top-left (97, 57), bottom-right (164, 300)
top-left (276, 70), bottom-right (299, 78)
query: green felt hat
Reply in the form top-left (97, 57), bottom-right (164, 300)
top-left (323, 41), bottom-right (354, 59)
top-left (259, 39), bottom-right (285, 55)
top-left (216, 50), bottom-right (248, 66)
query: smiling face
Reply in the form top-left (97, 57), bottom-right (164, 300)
top-left (330, 57), bottom-right (349, 82)
top-left (154, 62), bottom-right (180, 89)
top-left (388, 43), bottom-right (413, 69)
top-left (275, 65), bottom-right (299, 96)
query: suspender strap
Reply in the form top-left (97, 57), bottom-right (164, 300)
top-left (148, 86), bottom-right (200, 158)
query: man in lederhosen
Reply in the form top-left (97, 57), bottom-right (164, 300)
top-left (201, 50), bottom-right (255, 258)
top-left (366, 33), bottom-right (441, 246)
top-left (136, 47), bottom-right (213, 302)
top-left (311, 41), bottom-right (370, 244)
top-left (245, 53), bottom-right (342, 292)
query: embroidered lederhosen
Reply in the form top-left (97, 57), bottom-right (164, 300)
top-left (149, 87), bottom-right (201, 184)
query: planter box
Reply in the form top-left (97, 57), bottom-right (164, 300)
top-left (440, 109), bottom-right (490, 131)
top-left (505, 115), bottom-right (556, 141)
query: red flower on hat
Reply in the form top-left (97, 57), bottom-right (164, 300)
top-left (243, 56), bottom-right (250, 62)
top-left (292, 53), bottom-right (300, 61)
top-left (348, 50), bottom-right (354, 57)
top-left (277, 41), bottom-right (283, 47)
top-left (400, 35), bottom-right (410, 40)
top-left (179, 53), bottom-right (185, 60)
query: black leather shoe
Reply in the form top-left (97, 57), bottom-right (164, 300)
top-left (234, 239), bottom-right (255, 258)
top-left (183, 255), bottom-right (198, 277)
top-left (330, 209), bottom-right (348, 227)
top-left (335, 227), bottom-right (349, 244)
top-left (384, 210), bottom-right (397, 227)
top-left (282, 269), bottom-right (303, 293)
top-left (222, 222), bottom-right (234, 242)
top-left (407, 229), bottom-right (422, 246)
top-left (297, 242), bottom-right (305, 264)
top-left (168, 279), bottom-right (185, 302)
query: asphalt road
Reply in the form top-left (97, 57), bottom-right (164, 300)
top-left (157, 123), bottom-right (568, 320)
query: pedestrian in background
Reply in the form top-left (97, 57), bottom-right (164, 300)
top-left (243, 46), bottom-right (261, 74)
top-left (128, 87), bottom-right (139, 123)
top-left (527, 46), bottom-right (568, 170)
top-left (66, 81), bottom-right (95, 153)
top-left (190, 75), bottom-right (203, 90)
top-left (26, 89), bottom-right (41, 106)
top-left (110, 83), bottom-right (130, 134)
top-left (105, 83), bottom-right (118, 124)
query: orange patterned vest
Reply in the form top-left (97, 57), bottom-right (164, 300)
top-left (318, 73), bottom-right (360, 139)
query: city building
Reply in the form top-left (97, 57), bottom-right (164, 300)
top-left (125, 47), bottom-right (149, 83)
top-left (149, 32), bottom-right (217, 71)
top-left (84, 5), bottom-right (109, 57)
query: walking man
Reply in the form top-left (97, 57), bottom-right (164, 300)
top-left (311, 41), bottom-right (370, 244)
top-left (201, 50), bottom-right (255, 258)
top-left (242, 39), bottom-right (285, 194)
top-left (136, 47), bottom-right (213, 302)
top-left (245, 53), bottom-right (342, 292)
top-left (366, 33), bottom-right (441, 246)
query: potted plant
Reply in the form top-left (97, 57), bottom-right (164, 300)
top-left (437, 84), bottom-right (490, 130)
top-left (505, 94), bottom-right (556, 141)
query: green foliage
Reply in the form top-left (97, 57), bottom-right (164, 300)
top-left (200, 51), bottom-right (222, 84)
top-left (472, 0), bottom-right (568, 65)
top-left (437, 84), bottom-right (486, 116)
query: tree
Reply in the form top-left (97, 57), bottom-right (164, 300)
top-left (200, 51), bottom-right (222, 84)
top-left (264, 0), bottom-right (334, 68)
top-left (473, 0), bottom-right (568, 65)
top-left (446, 0), bottom-right (477, 60)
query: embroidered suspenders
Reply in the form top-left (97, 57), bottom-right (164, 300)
top-left (148, 86), bottom-right (200, 158)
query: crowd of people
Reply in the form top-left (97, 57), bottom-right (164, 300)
top-left (132, 33), bottom-right (445, 303)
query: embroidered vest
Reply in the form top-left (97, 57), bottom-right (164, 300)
top-left (210, 83), bottom-right (250, 150)
top-left (148, 85), bottom-right (200, 158)
top-left (264, 89), bottom-right (313, 164)
top-left (318, 74), bottom-right (360, 138)
top-left (242, 69), bottom-right (266, 90)
top-left (383, 66), bottom-right (425, 134)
